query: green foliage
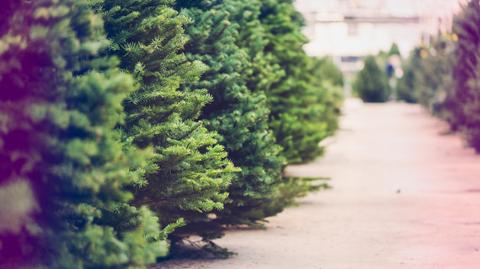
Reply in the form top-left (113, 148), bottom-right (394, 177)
top-left (388, 43), bottom-right (401, 56)
top-left (0, 0), bottom-right (167, 268)
top-left (100, 0), bottom-right (236, 243)
top-left (172, 0), bottom-right (285, 237)
top-left (400, 0), bottom-right (480, 152)
top-left (171, 0), bottom-right (342, 239)
top-left (307, 57), bottom-right (344, 134)
top-left (396, 48), bottom-right (423, 104)
top-left (401, 0), bottom-right (480, 151)
top-left (396, 64), bottom-right (418, 103)
top-left (263, 177), bottom-right (330, 215)
top-left (226, 0), bottom-right (341, 223)
top-left (354, 56), bottom-right (391, 103)
top-left (315, 57), bottom-right (345, 88)
top-left (1, 0), bottom-right (343, 264)
top-left (259, 0), bottom-right (341, 164)
top-left (452, 0), bottom-right (480, 150)
top-left (405, 36), bottom-right (454, 120)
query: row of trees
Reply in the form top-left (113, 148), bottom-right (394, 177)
top-left (0, 0), bottom-right (343, 268)
top-left (397, 0), bottom-right (480, 151)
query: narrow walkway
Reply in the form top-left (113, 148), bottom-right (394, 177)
top-left (162, 100), bottom-right (480, 269)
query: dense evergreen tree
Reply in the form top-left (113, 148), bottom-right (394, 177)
top-left (172, 0), bottom-right (286, 238)
top-left (388, 43), bottom-right (401, 57)
top-left (411, 35), bottom-right (455, 121)
top-left (406, 1), bottom-right (480, 151)
top-left (0, 0), bottom-right (166, 268)
top-left (315, 57), bottom-right (345, 89)
top-left (100, 0), bottom-right (236, 243)
top-left (396, 63), bottom-right (418, 104)
top-left (175, 0), bottom-right (339, 235)
top-left (233, 0), bottom-right (338, 213)
top-left (354, 56), bottom-right (391, 103)
top-left (0, 3), bottom-right (38, 267)
top-left (452, 0), bottom-right (480, 150)
top-left (256, 0), bottom-right (342, 164)
top-left (1, 0), bottom-right (343, 263)
top-left (397, 48), bottom-right (422, 104)
top-left (306, 57), bottom-right (343, 136)
top-left (228, 0), bottom-right (286, 101)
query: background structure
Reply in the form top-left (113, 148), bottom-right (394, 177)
top-left (295, 0), bottom-right (462, 76)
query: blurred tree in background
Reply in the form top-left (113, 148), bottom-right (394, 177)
top-left (452, 0), bottom-right (480, 151)
top-left (307, 57), bottom-right (343, 136)
top-left (415, 36), bottom-right (454, 120)
top-left (401, 0), bottom-right (480, 152)
top-left (396, 47), bottom-right (421, 104)
top-left (354, 56), bottom-right (391, 103)
top-left (315, 57), bottom-right (344, 88)
top-left (388, 43), bottom-right (401, 57)
top-left (260, 0), bottom-right (340, 163)
top-left (396, 64), bottom-right (418, 103)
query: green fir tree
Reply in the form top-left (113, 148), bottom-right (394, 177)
top-left (412, 36), bottom-right (455, 121)
top-left (259, 0), bottom-right (338, 163)
top-left (388, 43), bottom-right (401, 56)
top-left (453, 0), bottom-right (480, 151)
top-left (306, 57), bottom-right (343, 136)
top-left (396, 47), bottom-right (423, 104)
top-left (0, 0), bottom-right (166, 268)
top-left (100, 0), bottom-right (236, 244)
top-left (354, 56), bottom-right (391, 103)
top-left (174, 0), bottom-right (287, 233)
top-left (315, 57), bottom-right (345, 88)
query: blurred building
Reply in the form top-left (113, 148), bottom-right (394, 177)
top-left (295, 0), bottom-right (462, 76)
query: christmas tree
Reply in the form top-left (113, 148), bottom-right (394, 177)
top-left (453, 0), bottom-right (480, 151)
top-left (306, 57), bottom-right (343, 137)
top-left (412, 34), bottom-right (455, 123)
top-left (259, 0), bottom-right (338, 163)
top-left (315, 57), bottom-right (345, 89)
top-left (397, 48), bottom-right (421, 104)
top-left (0, 1), bottom-right (166, 268)
top-left (100, 0), bottom-right (236, 244)
top-left (354, 56), bottom-right (391, 103)
top-left (174, 0), bottom-right (286, 234)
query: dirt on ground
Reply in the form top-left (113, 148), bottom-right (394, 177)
top-left (159, 100), bottom-right (480, 269)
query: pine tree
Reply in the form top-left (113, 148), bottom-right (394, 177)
top-left (0, 1), bottom-right (166, 268)
top-left (412, 35), bottom-right (455, 122)
top-left (259, 0), bottom-right (338, 163)
top-left (226, 0), bottom-right (336, 219)
top-left (173, 0), bottom-right (287, 233)
top-left (99, 0), bottom-right (236, 243)
top-left (174, 0), bottom-right (337, 235)
top-left (0, 3), bottom-right (38, 267)
top-left (228, 0), bottom-right (285, 100)
top-left (354, 56), bottom-right (391, 103)
top-left (306, 57), bottom-right (344, 136)
top-left (231, 0), bottom-right (342, 164)
top-left (315, 57), bottom-right (345, 89)
top-left (452, 0), bottom-right (480, 151)
top-left (396, 63), bottom-right (418, 103)
top-left (388, 43), bottom-right (401, 57)
top-left (397, 48), bottom-right (422, 104)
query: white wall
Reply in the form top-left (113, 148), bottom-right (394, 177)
top-left (295, 0), bottom-right (462, 57)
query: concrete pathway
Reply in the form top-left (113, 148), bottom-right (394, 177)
top-left (161, 100), bottom-right (480, 269)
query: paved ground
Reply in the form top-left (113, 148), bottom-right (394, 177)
top-left (161, 100), bottom-right (480, 269)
